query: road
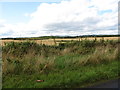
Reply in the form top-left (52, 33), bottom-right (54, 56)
top-left (88, 78), bottom-right (120, 88)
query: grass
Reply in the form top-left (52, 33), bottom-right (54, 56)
top-left (2, 38), bottom-right (120, 88)
top-left (2, 61), bottom-right (119, 88)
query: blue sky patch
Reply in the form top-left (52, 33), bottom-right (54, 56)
top-left (98, 9), bottom-right (112, 15)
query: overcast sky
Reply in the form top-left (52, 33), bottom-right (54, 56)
top-left (0, 0), bottom-right (118, 38)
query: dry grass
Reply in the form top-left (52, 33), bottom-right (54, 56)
top-left (2, 40), bottom-right (119, 75)
top-left (79, 45), bottom-right (118, 65)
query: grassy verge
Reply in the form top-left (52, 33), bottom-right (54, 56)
top-left (2, 39), bottom-right (120, 88)
top-left (3, 60), bottom-right (119, 88)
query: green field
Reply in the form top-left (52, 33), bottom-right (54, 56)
top-left (2, 38), bottom-right (120, 88)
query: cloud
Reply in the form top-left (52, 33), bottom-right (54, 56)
top-left (0, 0), bottom-right (118, 38)
top-left (0, 0), bottom-right (62, 2)
top-left (24, 13), bottom-right (30, 17)
top-left (45, 17), bottom-right (100, 32)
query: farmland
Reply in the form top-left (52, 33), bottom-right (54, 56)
top-left (0, 36), bottom-right (119, 46)
top-left (1, 36), bottom-right (120, 88)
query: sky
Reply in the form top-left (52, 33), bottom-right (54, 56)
top-left (0, 0), bottom-right (119, 38)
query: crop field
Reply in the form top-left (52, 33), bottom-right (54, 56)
top-left (0, 36), bottom-right (119, 46)
top-left (1, 36), bottom-right (120, 88)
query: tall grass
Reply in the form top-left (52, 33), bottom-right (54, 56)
top-left (2, 39), bottom-right (119, 75)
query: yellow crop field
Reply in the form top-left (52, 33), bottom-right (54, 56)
top-left (0, 37), bottom-right (118, 46)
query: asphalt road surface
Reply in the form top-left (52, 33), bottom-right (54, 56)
top-left (89, 78), bottom-right (120, 88)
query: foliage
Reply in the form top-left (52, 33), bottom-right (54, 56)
top-left (2, 38), bottom-right (120, 88)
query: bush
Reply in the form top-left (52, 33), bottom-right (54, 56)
top-left (2, 39), bottom-right (120, 75)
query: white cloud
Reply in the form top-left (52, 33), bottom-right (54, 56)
top-left (0, 19), bottom-right (6, 24)
top-left (24, 13), bottom-right (30, 17)
top-left (0, 0), bottom-right (118, 38)
top-left (0, 0), bottom-right (61, 2)
top-left (91, 0), bottom-right (118, 11)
